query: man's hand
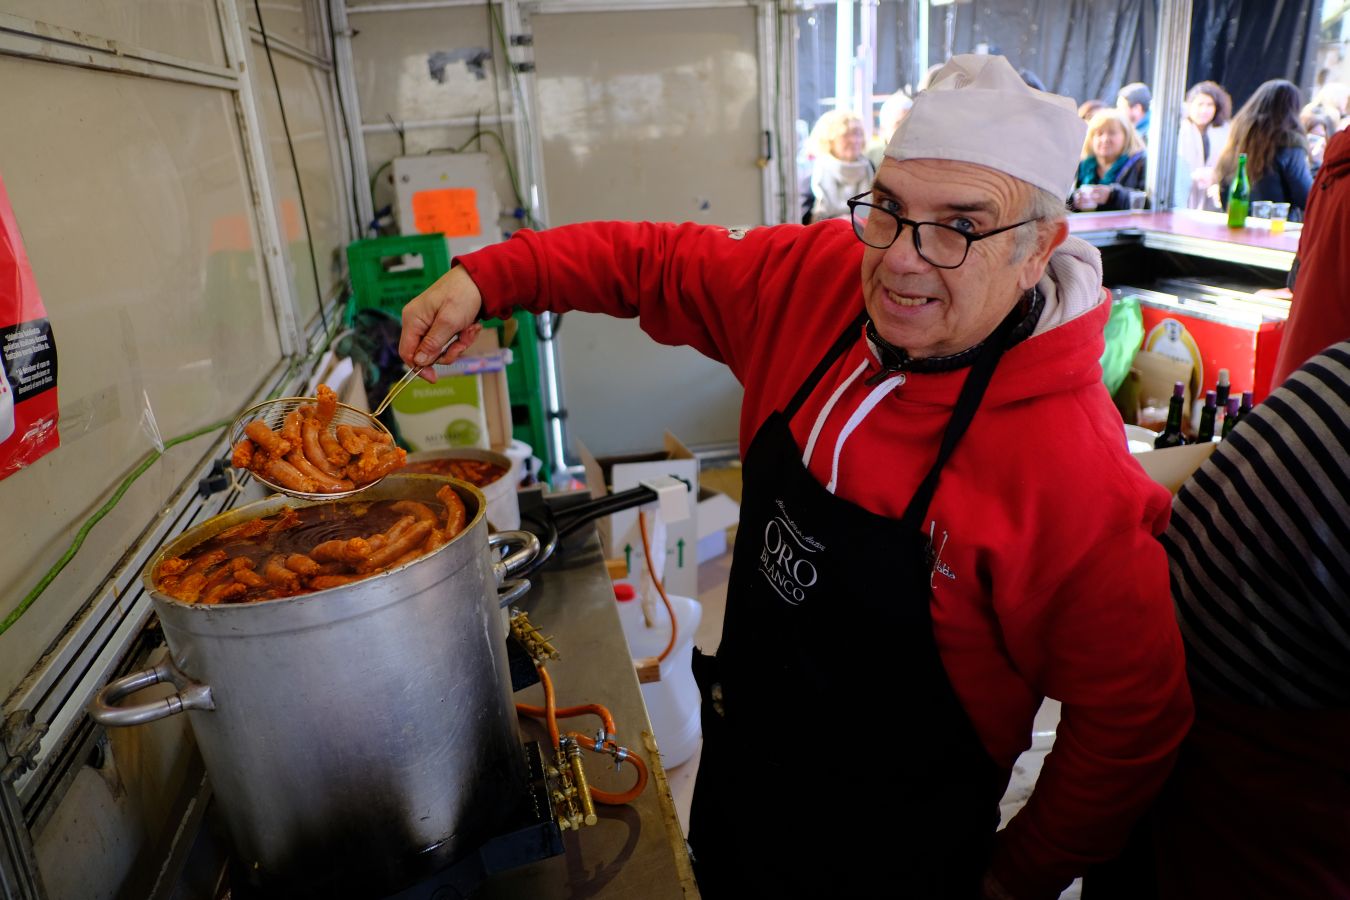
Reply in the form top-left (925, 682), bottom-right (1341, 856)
top-left (399, 266), bottom-right (486, 383)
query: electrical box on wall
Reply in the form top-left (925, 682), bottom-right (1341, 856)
top-left (392, 152), bottom-right (500, 257)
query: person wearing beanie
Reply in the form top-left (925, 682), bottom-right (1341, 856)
top-left (400, 54), bottom-right (1190, 900)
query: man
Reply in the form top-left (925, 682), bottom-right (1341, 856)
top-left (1117, 83), bottom-right (1150, 139)
top-left (401, 55), bottom-right (1191, 900)
top-left (1117, 82), bottom-right (1152, 139)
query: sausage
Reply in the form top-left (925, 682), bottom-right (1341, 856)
top-left (244, 421), bottom-right (291, 459)
top-left (157, 557), bottom-right (189, 579)
top-left (260, 458), bottom-right (319, 494)
top-left (315, 384), bottom-right (339, 426)
top-left (184, 549), bottom-right (228, 578)
top-left (262, 555), bottom-right (301, 592)
top-left (171, 572), bottom-right (210, 603)
top-left (234, 567), bottom-right (267, 589)
top-left (437, 485), bottom-right (467, 537)
top-left (350, 446), bottom-right (408, 486)
top-left (336, 425), bottom-right (368, 456)
top-left (284, 553), bottom-right (321, 576)
top-left (311, 537), bottom-right (373, 565)
top-left (391, 500), bottom-right (438, 523)
top-left (357, 520), bottom-right (434, 573)
top-left (231, 438), bottom-right (255, 470)
top-left (201, 580), bottom-right (247, 605)
top-left (384, 515), bottom-right (417, 543)
top-left (287, 449), bottom-right (355, 494)
top-left (280, 410), bottom-right (304, 448)
top-left (354, 426), bottom-right (393, 445)
top-left (301, 418), bottom-right (346, 479)
top-left (215, 518), bottom-right (271, 542)
top-left (319, 427), bottom-right (351, 468)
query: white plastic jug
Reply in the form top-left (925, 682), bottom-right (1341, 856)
top-left (614, 583), bottom-right (702, 768)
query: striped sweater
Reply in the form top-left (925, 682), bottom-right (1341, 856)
top-left (1162, 340), bottom-right (1350, 708)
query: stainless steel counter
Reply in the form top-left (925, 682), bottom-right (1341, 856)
top-left (476, 534), bottom-right (698, 900)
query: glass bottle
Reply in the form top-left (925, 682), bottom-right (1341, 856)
top-left (1196, 390), bottom-right (1218, 443)
top-left (1154, 382), bottom-right (1190, 449)
top-left (1227, 154), bottom-right (1250, 228)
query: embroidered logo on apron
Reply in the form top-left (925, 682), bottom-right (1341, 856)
top-left (758, 499), bottom-right (826, 605)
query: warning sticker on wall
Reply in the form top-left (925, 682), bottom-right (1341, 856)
top-left (411, 188), bottom-right (481, 238)
top-left (0, 171), bottom-right (59, 481)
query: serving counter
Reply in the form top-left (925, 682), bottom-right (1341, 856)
top-left (1068, 208), bottom-right (1301, 272)
top-left (476, 529), bottom-right (698, 900)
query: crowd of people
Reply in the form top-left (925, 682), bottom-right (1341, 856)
top-left (802, 71), bottom-right (1350, 221)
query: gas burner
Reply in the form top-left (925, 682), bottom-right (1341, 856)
top-left (223, 741), bottom-right (563, 900)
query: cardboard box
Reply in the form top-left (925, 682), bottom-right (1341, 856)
top-left (577, 433), bottom-right (742, 594)
top-left (389, 329), bottom-right (512, 452)
top-left (1132, 441), bottom-right (1216, 494)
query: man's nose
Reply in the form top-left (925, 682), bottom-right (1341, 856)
top-left (883, 226), bottom-right (933, 274)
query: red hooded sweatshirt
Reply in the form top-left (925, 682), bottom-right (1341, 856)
top-left (459, 219), bottom-right (1192, 899)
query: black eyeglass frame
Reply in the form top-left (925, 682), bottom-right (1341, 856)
top-left (845, 191), bottom-right (1039, 269)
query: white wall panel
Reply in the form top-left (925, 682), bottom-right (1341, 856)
top-left (2, 0), bottom-right (226, 67)
top-left (530, 7), bottom-right (759, 455)
top-left (0, 58), bottom-right (281, 693)
top-left (250, 39), bottom-right (351, 319)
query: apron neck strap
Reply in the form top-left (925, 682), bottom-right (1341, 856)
top-left (899, 303), bottom-right (1023, 532)
top-left (783, 310), bottom-right (869, 421)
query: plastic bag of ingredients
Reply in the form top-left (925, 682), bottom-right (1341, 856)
top-left (0, 171), bottom-right (59, 481)
top-left (1100, 293), bottom-right (1144, 396)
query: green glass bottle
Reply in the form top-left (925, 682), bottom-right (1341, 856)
top-left (1196, 390), bottom-right (1218, 443)
top-left (1221, 397), bottom-right (1240, 438)
top-left (1154, 382), bottom-right (1190, 449)
top-left (1227, 153), bottom-right (1251, 228)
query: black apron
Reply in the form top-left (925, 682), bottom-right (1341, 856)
top-left (688, 309), bottom-right (1016, 899)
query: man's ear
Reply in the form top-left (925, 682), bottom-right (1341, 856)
top-left (1017, 219), bottom-right (1069, 292)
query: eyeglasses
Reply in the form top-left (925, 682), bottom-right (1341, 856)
top-left (845, 192), bottom-right (1038, 269)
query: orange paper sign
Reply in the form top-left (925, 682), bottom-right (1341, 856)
top-left (412, 188), bottom-right (481, 238)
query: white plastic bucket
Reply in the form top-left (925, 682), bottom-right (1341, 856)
top-left (615, 586), bottom-right (703, 768)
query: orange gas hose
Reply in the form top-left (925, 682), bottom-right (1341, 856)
top-left (572, 731), bottom-right (648, 805)
top-left (637, 511), bottom-right (679, 662)
top-left (516, 665), bottom-right (647, 805)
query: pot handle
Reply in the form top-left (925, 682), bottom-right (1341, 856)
top-left (88, 662), bottom-right (215, 727)
top-left (488, 530), bottom-right (541, 584)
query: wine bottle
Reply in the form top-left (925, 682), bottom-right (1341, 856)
top-left (1196, 390), bottom-right (1218, 443)
top-left (1154, 382), bottom-right (1189, 449)
top-left (1215, 368), bottom-right (1231, 411)
top-left (1221, 397), bottom-right (1240, 438)
top-left (1237, 390), bottom-right (1254, 423)
top-left (1227, 154), bottom-right (1250, 228)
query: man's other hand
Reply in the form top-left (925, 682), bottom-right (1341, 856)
top-left (399, 266), bottom-right (485, 383)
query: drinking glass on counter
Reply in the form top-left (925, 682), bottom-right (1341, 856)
top-left (1128, 189), bottom-right (1148, 213)
top-left (1250, 200), bottom-right (1272, 219)
top-left (1270, 202), bottom-right (1291, 235)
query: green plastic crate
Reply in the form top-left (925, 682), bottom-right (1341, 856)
top-left (345, 234), bottom-right (450, 320)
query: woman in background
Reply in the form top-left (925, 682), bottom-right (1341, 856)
top-left (806, 110), bottom-right (873, 223)
top-left (1214, 79), bottom-right (1312, 218)
top-left (1302, 104), bottom-right (1339, 175)
top-left (1175, 81), bottom-right (1232, 210)
top-left (1070, 108), bottom-right (1147, 211)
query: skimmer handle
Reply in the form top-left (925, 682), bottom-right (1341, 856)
top-left (371, 333), bottom-right (459, 417)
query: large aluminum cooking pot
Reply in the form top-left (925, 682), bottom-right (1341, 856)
top-left (89, 474), bottom-right (539, 895)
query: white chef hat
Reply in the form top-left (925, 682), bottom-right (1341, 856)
top-left (885, 54), bottom-right (1086, 200)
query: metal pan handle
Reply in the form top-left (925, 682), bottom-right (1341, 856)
top-left (488, 530), bottom-right (541, 584)
top-left (88, 662), bottom-right (214, 727)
